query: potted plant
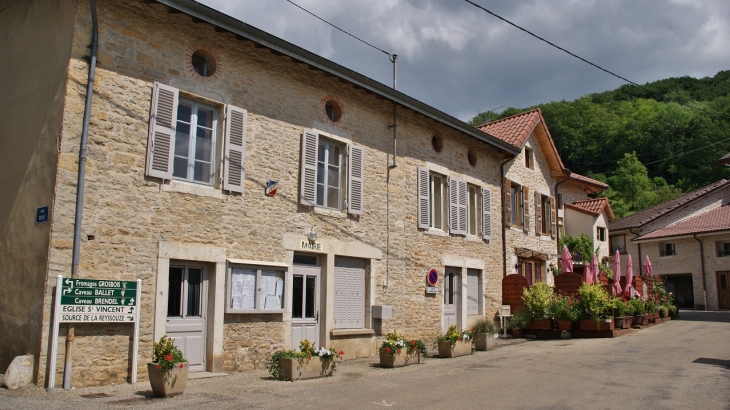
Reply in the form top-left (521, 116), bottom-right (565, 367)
top-left (522, 283), bottom-right (553, 330)
top-left (267, 339), bottom-right (343, 381)
top-left (646, 299), bottom-right (658, 323)
top-left (436, 325), bottom-right (473, 358)
top-left (148, 335), bottom-right (188, 398)
top-left (629, 298), bottom-right (645, 326)
top-left (471, 318), bottom-right (500, 351)
top-left (577, 283), bottom-right (613, 331)
top-left (549, 293), bottom-right (581, 331)
top-left (508, 310), bottom-right (531, 338)
top-left (379, 332), bottom-right (428, 367)
top-left (612, 297), bottom-right (630, 329)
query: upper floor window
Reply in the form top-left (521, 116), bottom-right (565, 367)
top-left (610, 235), bottom-right (626, 253)
top-left (536, 193), bottom-right (552, 236)
top-left (716, 241), bottom-right (730, 257)
top-left (525, 148), bottom-right (533, 169)
top-left (660, 242), bottom-right (676, 257)
top-left (145, 83), bottom-right (246, 193)
top-left (467, 185), bottom-right (479, 236)
top-left (597, 227), bottom-right (606, 242)
top-left (510, 183), bottom-right (523, 227)
top-left (430, 172), bottom-right (446, 230)
top-left (299, 129), bottom-right (364, 214)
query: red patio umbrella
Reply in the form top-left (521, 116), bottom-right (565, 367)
top-left (561, 245), bottom-right (574, 273)
top-left (612, 250), bottom-right (622, 294)
top-left (591, 253), bottom-right (600, 284)
top-left (643, 255), bottom-right (653, 277)
top-left (624, 254), bottom-right (634, 295)
top-left (584, 261), bottom-right (593, 284)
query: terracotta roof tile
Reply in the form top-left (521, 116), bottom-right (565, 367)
top-left (477, 109), bottom-right (542, 148)
top-left (635, 205), bottom-right (730, 240)
top-left (608, 179), bottom-right (730, 231)
top-left (568, 173), bottom-right (609, 189)
top-left (565, 197), bottom-right (615, 220)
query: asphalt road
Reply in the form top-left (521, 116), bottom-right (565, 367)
top-left (2, 310), bottom-right (729, 410)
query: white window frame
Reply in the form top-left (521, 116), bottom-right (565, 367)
top-left (225, 262), bottom-right (288, 314)
top-left (173, 99), bottom-right (217, 185)
top-left (467, 185), bottom-right (479, 236)
top-left (430, 172), bottom-right (446, 230)
top-left (597, 227), bottom-right (606, 242)
top-left (316, 138), bottom-right (343, 209)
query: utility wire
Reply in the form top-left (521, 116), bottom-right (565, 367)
top-left (464, 0), bottom-right (730, 121)
top-left (284, 0), bottom-right (391, 58)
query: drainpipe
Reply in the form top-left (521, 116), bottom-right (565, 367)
top-left (500, 155), bottom-right (513, 277)
top-left (694, 234), bottom-right (708, 310)
top-left (629, 228), bottom-right (642, 277)
top-left (385, 54), bottom-right (397, 291)
top-left (63, 0), bottom-right (98, 391)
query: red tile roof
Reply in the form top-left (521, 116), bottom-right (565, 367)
top-left (477, 109), bottom-right (542, 149)
top-left (568, 173), bottom-right (609, 189)
top-left (634, 204), bottom-right (730, 240)
top-left (566, 197), bottom-right (615, 220)
top-left (608, 179), bottom-right (730, 231)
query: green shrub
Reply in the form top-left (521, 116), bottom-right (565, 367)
top-left (612, 297), bottom-right (628, 318)
top-left (471, 318), bottom-right (500, 334)
top-left (548, 294), bottom-right (582, 321)
top-left (577, 283), bottom-right (611, 320)
top-left (628, 298), bottom-right (644, 315)
top-left (522, 283), bottom-right (553, 319)
top-left (508, 310), bottom-right (531, 330)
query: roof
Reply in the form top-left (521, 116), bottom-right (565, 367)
top-left (608, 179), bottom-right (730, 231)
top-left (477, 108), bottom-right (565, 175)
top-left (154, 0), bottom-right (520, 156)
top-left (720, 152), bottom-right (730, 166)
top-left (567, 173), bottom-right (609, 190)
top-left (634, 204), bottom-right (730, 241)
top-left (565, 197), bottom-right (615, 220)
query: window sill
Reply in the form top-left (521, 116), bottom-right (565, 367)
top-left (464, 235), bottom-right (483, 242)
top-left (509, 227), bottom-right (524, 233)
top-left (331, 328), bottom-right (375, 337)
top-left (423, 228), bottom-right (449, 237)
top-left (162, 179), bottom-right (224, 199)
top-left (312, 206), bottom-right (347, 219)
top-left (540, 235), bottom-right (553, 241)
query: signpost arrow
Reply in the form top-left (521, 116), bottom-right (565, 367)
top-left (128, 298), bottom-right (135, 306)
top-left (62, 288), bottom-right (71, 295)
top-left (64, 278), bottom-right (73, 288)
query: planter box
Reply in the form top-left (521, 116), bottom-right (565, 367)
top-left (556, 320), bottom-right (573, 331)
top-left (511, 329), bottom-right (523, 339)
top-left (633, 315), bottom-right (645, 326)
top-left (437, 340), bottom-right (472, 358)
top-left (614, 317), bottom-right (631, 329)
top-left (379, 349), bottom-right (421, 368)
top-left (473, 333), bottom-right (494, 351)
top-left (147, 362), bottom-right (188, 398)
top-left (579, 319), bottom-right (614, 331)
top-left (525, 319), bottom-right (553, 330)
top-left (277, 357), bottom-right (334, 381)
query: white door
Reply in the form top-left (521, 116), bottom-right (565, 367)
top-left (291, 262), bottom-right (320, 349)
top-left (166, 265), bottom-right (207, 372)
top-left (442, 268), bottom-right (459, 332)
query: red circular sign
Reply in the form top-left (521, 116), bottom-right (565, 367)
top-left (427, 269), bottom-right (439, 286)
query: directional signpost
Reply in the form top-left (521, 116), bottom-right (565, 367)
top-left (47, 276), bottom-right (141, 392)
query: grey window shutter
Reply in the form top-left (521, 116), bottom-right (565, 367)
top-left (145, 83), bottom-right (178, 180)
top-left (522, 186), bottom-right (530, 234)
top-left (417, 167), bottom-right (430, 229)
top-left (347, 144), bottom-right (364, 215)
top-left (482, 187), bottom-right (492, 240)
top-left (449, 177), bottom-right (459, 234)
top-left (334, 257), bottom-right (365, 329)
top-left (503, 179), bottom-right (511, 227)
top-left (550, 196), bottom-right (557, 238)
top-left (223, 104), bottom-right (247, 193)
top-left (458, 179), bottom-right (468, 235)
top-left (535, 192), bottom-right (542, 236)
top-left (467, 270), bottom-right (479, 315)
top-left (299, 129), bottom-right (318, 206)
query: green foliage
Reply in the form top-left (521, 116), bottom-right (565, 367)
top-left (267, 339), bottom-right (343, 381)
top-left (380, 332), bottom-right (428, 360)
top-left (548, 294), bottom-right (582, 321)
top-left (559, 233), bottom-right (596, 263)
top-left (646, 298), bottom-right (658, 314)
top-left (471, 318), bottom-right (501, 334)
top-left (507, 310), bottom-right (531, 330)
top-left (658, 305), bottom-right (669, 318)
top-left (611, 297), bottom-right (628, 318)
top-left (436, 325), bottom-right (473, 346)
top-left (577, 283), bottom-right (611, 320)
top-left (522, 282), bottom-right (553, 319)
top-left (628, 298), bottom-right (645, 315)
top-left (152, 335), bottom-right (186, 375)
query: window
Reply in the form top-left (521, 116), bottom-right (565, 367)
top-left (333, 257), bottom-right (366, 329)
top-left (226, 263), bottom-right (287, 313)
top-left (597, 227), bottom-right (606, 242)
top-left (525, 147), bottom-right (533, 169)
top-left (466, 269), bottom-right (482, 315)
top-left (467, 185), bottom-right (479, 235)
top-left (511, 183), bottom-right (523, 227)
top-left (716, 242), bottom-right (730, 257)
top-left (520, 260), bottom-right (542, 287)
top-left (535, 193), bottom-right (552, 236)
top-left (660, 242), bottom-right (676, 257)
top-left (299, 129), bottom-right (364, 214)
top-left (610, 235), bottom-right (626, 253)
top-left (145, 83), bottom-right (246, 193)
top-left (431, 173), bottom-right (446, 230)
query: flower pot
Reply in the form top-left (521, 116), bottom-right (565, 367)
top-left (277, 357), bottom-right (334, 381)
top-left (633, 315), bottom-right (644, 326)
top-left (437, 340), bottom-right (471, 358)
top-left (525, 319), bottom-right (553, 330)
top-left (379, 349), bottom-right (420, 368)
top-left (511, 328), bottom-right (523, 338)
top-left (556, 320), bottom-right (573, 331)
top-left (147, 362), bottom-right (188, 398)
top-left (614, 317), bottom-right (630, 329)
top-left (474, 333), bottom-right (494, 351)
top-left (579, 319), bottom-right (614, 331)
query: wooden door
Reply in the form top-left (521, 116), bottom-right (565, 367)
top-left (717, 272), bottom-right (730, 309)
top-left (166, 265), bottom-right (207, 372)
top-left (442, 268), bottom-right (459, 332)
top-left (291, 263), bottom-right (320, 349)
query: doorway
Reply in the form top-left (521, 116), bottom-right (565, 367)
top-left (166, 264), bottom-right (207, 372)
top-left (442, 267), bottom-right (459, 332)
top-left (664, 274), bottom-right (694, 309)
top-left (717, 271), bottom-right (729, 309)
top-left (291, 254), bottom-right (321, 349)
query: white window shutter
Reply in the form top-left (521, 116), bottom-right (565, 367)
top-left (467, 270), bottom-right (479, 315)
top-left (482, 187), bottom-right (492, 240)
top-left (145, 83), bottom-right (178, 180)
top-left (299, 129), bottom-right (318, 206)
top-left (458, 179), bottom-right (468, 235)
top-left (347, 144), bottom-right (364, 215)
top-left (449, 177), bottom-right (458, 234)
top-left (417, 167), bottom-right (430, 229)
top-left (223, 104), bottom-right (247, 193)
top-left (334, 257), bottom-right (365, 329)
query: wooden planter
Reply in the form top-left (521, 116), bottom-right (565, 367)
top-left (579, 318), bottom-right (614, 331)
top-left (277, 357), bottom-right (334, 381)
top-left (473, 333), bottom-right (494, 351)
top-left (379, 349), bottom-right (421, 368)
top-left (525, 319), bottom-right (553, 330)
top-left (511, 329), bottom-right (523, 338)
top-left (437, 340), bottom-right (472, 358)
top-left (147, 362), bottom-right (188, 398)
top-left (633, 315), bottom-right (645, 326)
top-left (556, 320), bottom-right (573, 331)
top-left (614, 317), bottom-right (630, 329)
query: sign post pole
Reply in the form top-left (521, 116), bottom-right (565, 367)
top-left (131, 279), bottom-right (141, 384)
top-left (46, 275), bottom-right (62, 393)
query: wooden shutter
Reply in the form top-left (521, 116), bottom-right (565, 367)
top-left (522, 186), bottom-right (530, 234)
top-left (449, 177), bottom-right (467, 235)
top-left (347, 144), bottom-right (364, 215)
top-left (503, 178), bottom-right (511, 227)
top-left (145, 82), bottom-right (178, 180)
top-left (467, 269), bottom-right (480, 315)
top-left (550, 196), bottom-right (557, 238)
top-left (417, 167), bottom-right (430, 229)
top-left (333, 257), bottom-right (365, 329)
top-left (482, 187), bottom-right (492, 240)
top-left (534, 192), bottom-right (542, 236)
top-left (223, 104), bottom-right (247, 193)
top-left (299, 129), bottom-right (318, 206)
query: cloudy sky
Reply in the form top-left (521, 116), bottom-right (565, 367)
top-left (197, 0), bottom-right (729, 122)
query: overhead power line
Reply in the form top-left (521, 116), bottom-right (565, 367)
top-left (464, 0), bottom-right (730, 121)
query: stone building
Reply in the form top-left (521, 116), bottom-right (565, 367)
top-left (0, 0), bottom-right (522, 387)
top-left (609, 179), bottom-right (730, 310)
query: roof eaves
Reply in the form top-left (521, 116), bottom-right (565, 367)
top-left (155, 0), bottom-right (520, 156)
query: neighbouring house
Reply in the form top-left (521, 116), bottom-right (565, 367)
top-left (609, 179), bottom-right (730, 310)
top-left (564, 197), bottom-right (614, 259)
top-left (1, 0), bottom-right (522, 388)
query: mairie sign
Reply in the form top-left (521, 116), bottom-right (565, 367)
top-left (58, 278), bottom-right (139, 322)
